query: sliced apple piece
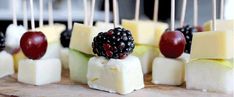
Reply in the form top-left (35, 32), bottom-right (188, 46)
top-left (69, 49), bottom-right (93, 84)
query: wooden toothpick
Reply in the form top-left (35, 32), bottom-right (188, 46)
top-left (83, 0), bottom-right (87, 25)
top-left (212, 0), bottom-right (217, 31)
top-left (30, 0), bottom-right (35, 30)
top-left (220, 0), bottom-right (224, 20)
top-left (105, 0), bottom-right (110, 23)
top-left (39, 0), bottom-right (44, 27)
top-left (12, 0), bottom-right (17, 26)
top-left (180, 0), bottom-right (187, 27)
top-left (89, 0), bottom-right (96, 26)
top-left (23, 0), bottom-right (28, 29)
top-left (171, 0), bottom-right (175, 31)
top-left (67, 0), bottom-right (72, 30)
top-left (193, 0), bottom-right (198, 26)
top-left (113, 0), bottom-right (119, 28)
top-left (153, 0), bottom-right (159, 22)
top-left (135, 0), bottom-right (140, 21)
top-left (48, 0), bottom-right (54, 26)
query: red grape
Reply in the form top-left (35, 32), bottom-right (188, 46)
top-left (159, 31), bottom-right (186, 58)
top-left (195, 26), bottom-right (204, 32)
top-left (20, 31), bottom-right (48, 60)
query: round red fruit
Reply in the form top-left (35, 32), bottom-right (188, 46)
top-left (159, 31), bottom-right (186, 58)
top-left (195, 26), bottom-right (204, 32)
top-left (20, 31), bottom-right (47, 60)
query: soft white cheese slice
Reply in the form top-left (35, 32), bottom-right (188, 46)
top-left (152, 57), bottom-right (185, 85)
top-left (87, 55), bottom-right (144, 94)
top-left (186, 59), bottom-right (234, 94)
top-left (18, 58), bottom-right (61, 85)
top-left (0, 51), bottom-right (14, 78)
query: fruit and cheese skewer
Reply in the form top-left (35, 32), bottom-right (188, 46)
top-left (204, 0), bottom-right (234, 31)
top-left (60, 0), bottom-right (73, 69)
top-left (0, 32), bottom-right (14, 78)
top-left (17, 0), bottom-right (61, 85)
top-left (12, 0), bottom-right (28, 72)
top-left (122, 0), bottom-right (168, 74)
top-left (69, 0), bottom-right (101, 84)
top-left (95, 0), bottom-right (114, 32)
top-left (34, 0), bottom-right (65, 59)
top-left (86, 0), bottom-right (144, 94)
top-left (152, 0), bottom-right (188, 86)
top-left (186, 0), bottom-right (234, 94)
top-left (14, 0), bottom-right (66, 72)
top-left (176, 0), bottom-right (204, 54)
top-left (23, 0), bottom-right (28, 29)
top-left (5, 0), bottom-right (26, 54)
top-left (122, 0), bottom-right (168, 46)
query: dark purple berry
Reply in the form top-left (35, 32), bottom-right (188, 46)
top-left (92, 27), bottom-right (135, 59)
top-left (176, 25), bottom-right (197, 54)
top-left (60, 29), bottom-right (72, 48)
top-left (0, 32), bottom-right (5, 52)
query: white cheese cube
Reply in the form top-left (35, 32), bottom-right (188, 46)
top-left (69, 49), bottom-right (92, 84)
top-left (60, 48), bottom-right (69, 69)
top-left (152, 57), bottom-right (185, 85)
top-left (186, 59), bottom-right (234, 94)
top-left (132, 45), bottom-right (160, 74)
top-left (0, 51), bottom-right (14, 78)
top-left (5, 24), bottom-right (26, 51)
top-left (87, 55), bottom-right (144, 94)
top-left (42, 42), bottom-right (61, 59)
top-left (18, 58), bottom-right (61, 85)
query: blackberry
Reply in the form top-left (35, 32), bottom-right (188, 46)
top-left (92, 27), bottom-right (135, 59)
top-left (0, 32), bottom-right (5, 52)
top-left (176, 25), bottom-right (197, 54)
top-left (60, 29), bottom-right (72, 48)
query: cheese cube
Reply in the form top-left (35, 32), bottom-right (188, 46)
top-left (191, 31), bottom-right (234, 59)
top-left (5, 24), bottom-right (26, 51)
top-left (13, 42), bottom-right (61, 72)
top-left (18, 58), bottom-right (61, 85)
top-left (69, 49), bottom-right (93, 84)
top-left (87, 55), bottom-right (144, 94)
top-left (95, 22), bottom-right (114, 32)
top-left (204, 20), bottom-right (234, 31)
top-left (42, 42), bottom-right (61, 59)
top-left (0, 51), bottom-right (14, 78)
top-left (152, 57), bottom-right (185, 85)
top-left (60, 48), bottom-right (69, 69)
top-left (34, 24), bottom-right (66, 43)
top-left (70, 23), bottom-right (101, 55)
top-left (186, 59), bottom-right (234, 94)
top-left (122, 20), bottom-right (168, 46)
top-left (132, 45), bottom-right (160, 74)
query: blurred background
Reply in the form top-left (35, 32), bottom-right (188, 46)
top-left (0, 0), bottom-right (233, 33)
